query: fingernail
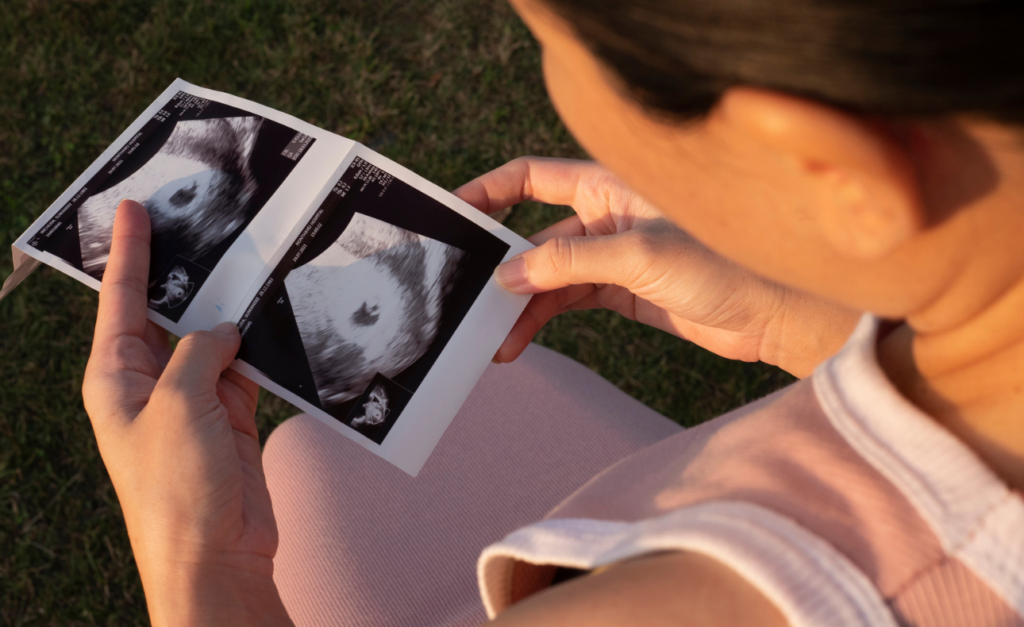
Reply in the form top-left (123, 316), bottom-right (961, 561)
top-left (491, 357), bottom-right (501, 365)
top-left (494, 255), bottom-right (529, 291)
top-left (212, 321), bottom-right (239, 338)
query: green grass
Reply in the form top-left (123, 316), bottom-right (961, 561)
top-left (0, 1), bottom-right (794, 624)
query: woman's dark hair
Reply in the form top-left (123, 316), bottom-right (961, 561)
top-left (540, 0), bottom-right (1024, 125)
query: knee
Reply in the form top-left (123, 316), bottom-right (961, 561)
top-left (263, 413), bottom-right (324, 477)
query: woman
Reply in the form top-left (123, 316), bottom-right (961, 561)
top-left (81, 0), bottom-right (1024, 625)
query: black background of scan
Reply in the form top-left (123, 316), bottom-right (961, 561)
top-left (237, 158), bottom-right (510, 440)
top-left (30, 91), bottom-right (312, 322)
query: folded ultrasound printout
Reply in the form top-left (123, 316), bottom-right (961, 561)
top-left (3, 79), bottom-right (532, 475)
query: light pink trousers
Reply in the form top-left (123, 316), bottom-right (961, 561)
top-left (263, 343), bottom-right (682, 626)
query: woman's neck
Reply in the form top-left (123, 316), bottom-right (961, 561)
top-left (878, 279), bottom-right (1024, 492)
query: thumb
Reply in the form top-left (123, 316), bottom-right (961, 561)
top-left (153, 322), bottom-right (241, 404)
top-left (494, 233), bottom-right (648, 294)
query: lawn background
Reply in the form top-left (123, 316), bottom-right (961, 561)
top-left (0, 1), bottom-right (794, 624)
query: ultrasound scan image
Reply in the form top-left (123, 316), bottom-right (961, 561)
top-left (77, 117), bottom-right (263, 279)
top-left (29, 90), bottom-right (312, 322)
top-left (235, 156), bottom-right (510, 444)
top-left (285, 212), bottom-right (466, 411)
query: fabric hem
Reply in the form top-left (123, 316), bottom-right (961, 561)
top-left (477, 500), bottom-right (897, 627)
top-left (813, 314), bottom-right (1024, 619)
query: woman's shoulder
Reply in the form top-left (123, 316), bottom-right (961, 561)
top-left (482, 318), bottom-right (1024, 625)
top-left (480, 377), bottom-right (914, 626)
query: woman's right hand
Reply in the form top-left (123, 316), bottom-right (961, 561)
top-left (455, 157), bottom-right (859, 378)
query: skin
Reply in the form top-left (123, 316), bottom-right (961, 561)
top-left (488, 0), bottom-right (1024, 493)
top-left (83, 202), bottom-right (290, 626)
top-left (80, 0), bottom-right (1024, 624)
top-left (456, 157), bottom-right (859, 377)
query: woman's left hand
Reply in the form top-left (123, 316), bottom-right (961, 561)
top-left (82, 200), bottom-right (292, 627)
top-left (456, 158), bottom-right (858, 377)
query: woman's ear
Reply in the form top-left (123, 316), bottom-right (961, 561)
top-left (718, 87), bottom-right (925, 259)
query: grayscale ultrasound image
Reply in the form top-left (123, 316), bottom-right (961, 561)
top-left (77, 117), bottom-right (262, 277)
top-left (29, 90), bottom-right (313, 322)
top-left (236, 157), bottom-right (510, 445)
top-left (286, 212), bottom-right (465, 410)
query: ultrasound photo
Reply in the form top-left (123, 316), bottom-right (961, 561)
top-left (287, 212), bottom-right (466, 411)
top-left (238, 157), bottom-right (510, 444)
top-left (29, 91), bottom-right (314, 322)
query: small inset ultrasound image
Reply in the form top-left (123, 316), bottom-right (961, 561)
top-left (146, 256), bottom-right (211, 319)
top-left (29, 90), bottom-right (314, 322)
top-left (343, 373), bottom-right (413, 444)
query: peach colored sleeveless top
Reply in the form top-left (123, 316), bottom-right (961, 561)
top-left (479, 316), bottom-right (1024, 627)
